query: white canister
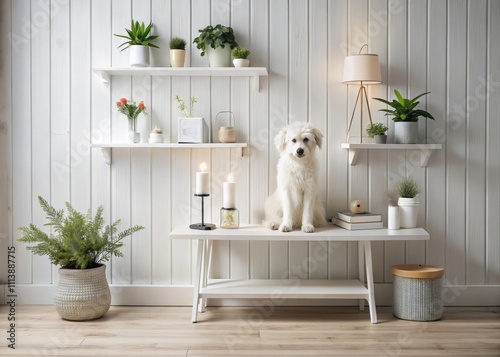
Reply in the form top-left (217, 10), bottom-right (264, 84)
top-left (388, 206), bottom-right (400, 230)
top-left (398, 197), bottom-right (419, 228)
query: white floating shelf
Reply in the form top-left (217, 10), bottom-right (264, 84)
top-left (91, 143), bottom-right (248, 164)
top-left (341, 143), bottom-right (442, 167)
top-left (92, 67), bottom-right (268, 92)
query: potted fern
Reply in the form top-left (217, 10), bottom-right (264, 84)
top-left (395, 178), bottom-right (420, 228)
top-left (193, 24), bottom-right (238, 67)
top-left (114, 20), bottom-right (160, 67)
top-left (366, 122), bottom-right (388, 144)
top-left (232, 47), bottom-right (250, 67)
top-left (18, 196), bottom-right (144, 321)
top-left (373, 90), bottom-right (434, 144)
top-left (170, 37), bottom-right (187, 68)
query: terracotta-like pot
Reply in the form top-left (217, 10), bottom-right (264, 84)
top-left (170, 49), bottom-right (186, 67)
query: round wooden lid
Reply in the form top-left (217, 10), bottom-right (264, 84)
top-left (391, 264), bottom-right (444, 279)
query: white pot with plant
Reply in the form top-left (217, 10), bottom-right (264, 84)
top-left (170, 37), bottom-right (187, 67)
top-left (193, 24), bottom-right (239, 67)
top-left (114, 20), bottom-right (160, 67)
top-left (366, 122), bottom-right (388, 144)
top-left (115, 97), bottom-right (147, 143)
top-left (232, 47), bottom-right (250, 67)
top-left (18, 196), bottom-right (144, 321)
top-left (175, 95), bottom-right (207, 143)
top-left (395, 178), bottom-right (420, 228)
top-left (149, 127), bottom-right (164, 143)
top-left (373, 90), bottom-right (434, 144)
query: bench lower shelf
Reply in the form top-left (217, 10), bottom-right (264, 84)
top-left (200, 279), bottom-right (369, 299)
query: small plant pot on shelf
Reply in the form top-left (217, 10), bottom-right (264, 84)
top-left (394, 122), bottom-right (418, 144)
top-left (128, 132), bottom-right (140, 143)
top-left (374, 134), bottom-right (387, 144)
top-left (207, 46), bottom-right (232, 67)
top-left (170, 49), bottom-right (186, 67)
top-left (233, 59), bottom-right (250, 67)
top-left (398, 197), bottom-right (419, 228)
top-left (130, 45), bottom-right (150, 67)
top-left (149, 133), bottom-right (164, 143)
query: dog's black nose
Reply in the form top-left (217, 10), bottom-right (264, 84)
top-left (296, 148), bottom-right (305, 156)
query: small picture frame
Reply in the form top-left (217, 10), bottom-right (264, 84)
top-left (178, 117), bottom-right (208, 143)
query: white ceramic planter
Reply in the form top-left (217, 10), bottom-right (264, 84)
top-left (398, 197), bottom-right (419, 228)
top-left (394, 122), bottom-right (418, 144)
top-left (207, 46), bottom-right (232, 67)
top-left (233, 58), bottom-right (250, 67)
top-left (128, 132), bottom-right (140, 143)
top-left (148, 133), bottom-right (164, 143)
top-left (170, 49), bottom-right (186, 67)
top-left (178, 117), bottom-right (208, 143)
top-left (130, 45), bottom-right (150, 67)
top-left (388, 206), bottom-right (400, 230)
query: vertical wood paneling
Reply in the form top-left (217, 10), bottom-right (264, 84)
top-left (486, 0), bottom-right (500, 285)
top-left (446, 0), bottom-right (467, 285)
top-left (466, 0), bottom-right (487, 285)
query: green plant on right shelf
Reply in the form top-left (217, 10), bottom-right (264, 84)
top-left (373, 89), bottom-right (435, 122)
top-left (170, 37), bottom-right (187, 50)
top-left (396, 178), bottom-right (420, 198)
top-left (193, 24), bottom-right (238, 56)
top-left (231, 47), bottom-right (250, 59)
top-left (365, 122), bottom-right (388, 138)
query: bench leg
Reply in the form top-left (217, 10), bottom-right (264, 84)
top-left (363, 241), bottom-right (378, 324)
top-left (200, 240), bottom-right (213, 313)
top-left (192, 239), bottom-right (205, 323)
top-left (358, 241), bottom-right (365, 311)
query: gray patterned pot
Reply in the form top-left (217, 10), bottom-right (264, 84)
top-left (394, 121), bottom-right (418, 144)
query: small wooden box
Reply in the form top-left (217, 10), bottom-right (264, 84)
top-left (178, 117), bottom-right (208, 143)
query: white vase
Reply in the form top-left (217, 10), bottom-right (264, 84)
top-left (233, 58), bottom-right (250, 67)
top-left (394, 122), bottom-right (418, 144)
top-left (388, 206), bottom-right (400, 230)
top-left (398, 197), bottom-right (419, 228)
top-left (207, 46), bottom-right (232, 67)
top-left (170, 49), bottom-right (186, 67)
top-left (130, 45), bottom-right (150, 67)
top-left (128, 132), bottom-right (140, 143)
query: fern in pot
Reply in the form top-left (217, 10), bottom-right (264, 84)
top-left (193, 24), bottom-right (238, 67)
top-left (18, 196), bottom-right (144, 321)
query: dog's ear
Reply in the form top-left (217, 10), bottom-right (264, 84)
top-left (274, 127), bottom-right (287, 152)
top-left (311, 127), bottom-right (324, 149)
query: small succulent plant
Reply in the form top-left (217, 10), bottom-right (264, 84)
top-left (151, 127), bottom-right (163, 134)
top-left (231, 47), bottom-right (250, 59)
top-left (170, 37), bottom-right (187, 50)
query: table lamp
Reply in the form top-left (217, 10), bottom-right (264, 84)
top-left (343, 44), bottom-right (381, 142)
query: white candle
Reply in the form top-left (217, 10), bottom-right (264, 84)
top-left (223, 173), bottom-right (236, 208)
top-left (195, 162), bottom-right (209, 195)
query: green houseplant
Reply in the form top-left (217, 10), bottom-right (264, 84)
top-left (365, 122), bottom-right (388, 144)
top-left (231, 47), bottom-right (250, 67)
top-left (373, 89), bottom-right (434, 144)
top-left (18, 196), bottom-right (144, 320)
top-left (114, 20), bottom-right (160, 67)
top-left (395, 178), bottom-right (420, 228)
top-left (169, 37), bottom-right (187, 67)
top-left (193, 24), bottom-right (239, 67)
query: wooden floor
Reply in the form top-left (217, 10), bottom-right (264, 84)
top-left (1, 305), bottom-right (499, 356)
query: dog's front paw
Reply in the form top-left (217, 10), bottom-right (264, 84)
top-left (264, 221), bottom-right (279, 230)
top-left (302, 224), bottom-right (315, 233)
top-left (279, 223), bottom-right (292, 232)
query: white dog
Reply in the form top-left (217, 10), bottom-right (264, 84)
top-left (263, 122), bottom-right (327, 233)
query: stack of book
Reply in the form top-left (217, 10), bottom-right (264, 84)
top-left (334, 211), bottom-right (383, 230)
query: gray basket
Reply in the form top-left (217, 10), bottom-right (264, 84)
top-left (392, 264), bottom-right (444, 321)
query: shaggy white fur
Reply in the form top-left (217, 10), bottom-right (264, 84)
top-left (263, 122), bottom-right (327, 233)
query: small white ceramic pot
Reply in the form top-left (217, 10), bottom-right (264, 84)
top-left (130, 45), bottom-right (150, 67)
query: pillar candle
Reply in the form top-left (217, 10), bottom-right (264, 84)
top-left (223, 173), bottom-right (235, 208)
top-left (195, 162), bottom-right (209, 195)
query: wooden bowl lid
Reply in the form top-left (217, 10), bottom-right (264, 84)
top-left (391, 264), bottom-right (444, 279)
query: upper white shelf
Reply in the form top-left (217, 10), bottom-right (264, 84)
top-left (92, 67), bottom-right (268, 91)
top-left (341, 143), bottom-right (442, 167)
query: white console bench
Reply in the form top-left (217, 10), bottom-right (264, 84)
top-left (170, 224), bottom-right (429, 324)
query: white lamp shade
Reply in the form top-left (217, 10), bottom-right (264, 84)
top-left (342, 54), bottom-right (381, 84)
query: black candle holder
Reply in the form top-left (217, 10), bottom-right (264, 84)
top-left (190, 194), bottom-right (216, 230)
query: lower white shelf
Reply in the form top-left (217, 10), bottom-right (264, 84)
top-left (200, 279), bottom-right (369, 300)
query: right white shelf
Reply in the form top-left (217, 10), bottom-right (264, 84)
top-left (341, 143), bottom-right (442, 167)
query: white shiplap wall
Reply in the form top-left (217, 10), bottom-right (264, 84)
top-left (1, 0), bottom-right (499, 305)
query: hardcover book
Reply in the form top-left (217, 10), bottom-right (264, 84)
top-left (337, 211), bottom-right (382, 223)
top-left (334, 218), bottom-right (384, 231)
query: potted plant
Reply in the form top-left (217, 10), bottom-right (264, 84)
top-left (116, 97), bottom-right (146, 143)
top-left (231, 47), bottom-right (250, 67)
top-left (193, 24), bottom-right (238, 67)
top-left (366, 122), bottom-right (388, 144)
top-left (18, 196), bottom-right (144, 321)
top-left (395, 178), bottom-right (420, 228)
top-left (170, 37), bottom-right (187, 68)
top-left (175, 95), bottom-right (207, 143)
top-left (149, 127), bottom-right (164, 143)
top-left (114, 20), bottom-right (160, 67)
top-left (373, 89), bottom-right (434, 144)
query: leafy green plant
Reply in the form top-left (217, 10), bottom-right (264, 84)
top-left (373, 89), bottom-right (434, 122)
top-left (175, 95), bottom-right (197, 117)
top-left (231, 47), bottom-right (250, 59)
top-left (170, 37), bottom-right (187, 50)
top-left (18, 196), bottom-right (144, 269)
top-left (396, 178), bottom-right (420, 198)
top-left (366, 122), bottom-right (388, 138)
top-left (193, 24), bottom-right (238, 56)
top-left (114, 20), bottom-right (160, 51)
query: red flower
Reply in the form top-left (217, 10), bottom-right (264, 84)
top-left (120, 97), bottom-right (127, 104)
top-left (138, 101), bottom-right (145, 109)
top-left (116, 101), bottom-right (122, 107)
